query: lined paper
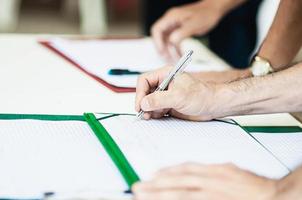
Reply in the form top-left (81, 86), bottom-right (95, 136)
top-left (101, 115), bottom-right (290, 180)
top-left (0, 119), bottom-right (127, 197)
top-left (49, 38), bottom-right (219, 88)
top-left (252, 133), bottom-right (302, 171)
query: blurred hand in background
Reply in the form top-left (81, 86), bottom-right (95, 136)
top-left (151, 0), bottom-right (246, 62)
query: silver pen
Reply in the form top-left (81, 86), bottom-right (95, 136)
top-left (137, 50), bottom-right (193, 120)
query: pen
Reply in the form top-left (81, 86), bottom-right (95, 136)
top-left (137, 50), bottom-right (193, 120)
top-left (44, 190), bottom-right (132, 200)
top-left (108, 69), bottom-right (142, 75)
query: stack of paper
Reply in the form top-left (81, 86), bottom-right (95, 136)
top-left (47, 38), bottom-right (228, 89)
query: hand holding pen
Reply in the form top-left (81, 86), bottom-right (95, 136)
top-left (136, 50), bottom-right (193, 120)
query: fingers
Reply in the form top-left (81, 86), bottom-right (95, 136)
top-left (156, 163), bottom-right (208, 176)
top-left (134, 175), bottom-right (205, 191)
top-left (134, 189), bottom-right (208, 200)
top-left (135, 72), bottom-right (160, 112)
top-left (151, 6), bottom-right (189, 61)
top-left (140, 91), bottom-right (176, 112)
top-left (135, 67), bottom-right (172, 112)
top-left (169, 21), bottom-right (198, 49)
top-left (151, 12), bottom-right (179, 59)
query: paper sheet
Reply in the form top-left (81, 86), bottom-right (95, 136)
top-left (252, 133), bottom-right (302, 171)
top-left (100, 115), bottom-right (290, 180)
top-left (0, 119), bottom-right (127, 197)
top-left (49, 38), bottom-right (224, 88)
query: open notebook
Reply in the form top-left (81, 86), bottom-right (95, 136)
top-left (1, 113), bottom-right (300, 199)
top-left (41, 38), bottom-right (228, 92)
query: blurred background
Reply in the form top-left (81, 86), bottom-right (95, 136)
top-left (0, 0), bottom-right (142, 35)
top-left (0, 0), bottom-right (279, 67)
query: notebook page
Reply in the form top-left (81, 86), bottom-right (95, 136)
top-left (49, 38), bottom-right (164, 88)
top-left (0, 119), bottom-right (127, 197)
top-left (49, 38), bottom-right (221, 88)
top-left (100, 116), bottom-right (289, 180)
top-left (251, 133), bottom-right (302, 171)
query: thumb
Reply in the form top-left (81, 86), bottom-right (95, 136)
top-left (140, 91), bottom-right (176, 111)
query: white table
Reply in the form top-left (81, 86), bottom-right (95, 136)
top-left (1, 34), bottom-right (301, 200)
top-left (0, 34), bottom-right (301, 127)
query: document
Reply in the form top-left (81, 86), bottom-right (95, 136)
top-left (0, 119), bottom-right (127, 198)
top-left (1, 113), bottom-right (297, 199)
top-left (251, 132), bottom-right (302, 171)
top-left (48, 38), bottom-right (225, 88)
top-left (100, 115), bottom-right (290, 180)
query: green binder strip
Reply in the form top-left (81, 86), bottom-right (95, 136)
top-left (243, 126), bottom-right (302, 133)
top-left (84, 113), bottom-right (140, 188)
top-left (0, 113), bottom-right (85, 121)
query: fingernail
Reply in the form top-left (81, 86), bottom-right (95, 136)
top-left (141, 99), bottom-right (150, 110)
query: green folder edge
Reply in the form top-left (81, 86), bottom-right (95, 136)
top-left (84, 113), bottom-right (140, 187)
top-left (0, 113), bottom-right (139, 189)
top-left (1, 113), bottom-right (302, 189)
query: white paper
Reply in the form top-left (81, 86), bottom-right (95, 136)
top-left (252, 132), bottom-right (302, 171)
top-left (100, 115), bottom-right (290, 180)
top-left (49, 38), bottom-right (222, 88)
top-left (0, 119), bottom-right (127, 197)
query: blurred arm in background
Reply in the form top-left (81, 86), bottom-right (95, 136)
top-left (158, 0), bottom-right (302, 84)
top-left (150, 0), bottom-right (247, 61)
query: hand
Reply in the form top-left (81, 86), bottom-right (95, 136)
top-left (133, 163), bottom-right (277, 200)
top-left (135, 66), bottom-right (222, 121)
top-left (191, 69), bottom-right (252, 84)
top-left (151, 1), bottom-right (225, 61)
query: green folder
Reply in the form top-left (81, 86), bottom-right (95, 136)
top-left (1, 112), bottom-right (301, 191)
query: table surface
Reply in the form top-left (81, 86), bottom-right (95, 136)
top-left (1, 34), bottom-right (302, 200)
top-left (0, 34), bottom-right (301, 128)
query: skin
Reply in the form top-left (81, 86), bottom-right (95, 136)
top-left (134, 0), bottom-right (302, 199)
top-left (134, 64), bottom-right (302, 198)
top-left (133, 163), bottom-right (302, 200)
top-left (151, 0), bottom-right (246, 62)
top-left (152, 0), bottom-right (302, 83)
top-left (135, 63), bottom-right (302, 121)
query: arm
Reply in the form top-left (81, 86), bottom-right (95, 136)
top-left (133, 163), bottom-right (302, 200)
top-left (136, 63), bottom-right (302, 121)
top-left (216, 63), bottom-right (302, 117)
top-left (258, 0), bottom-right (302, 70)
top-left (193, 0), bottom-right (302, 84)
top-left (151, 0), bottom-right (247, 61)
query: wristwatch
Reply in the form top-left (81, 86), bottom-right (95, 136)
top-left (250, 56), bottom-right (274, 76)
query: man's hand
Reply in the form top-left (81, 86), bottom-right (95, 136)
top-left (135, 66), bottom-right (223, 121)
top-left (151, 0), bottom-right (246, 61)
top-left (151, 1), bottom-right (224, 61)
top-left (133, 163), bottom-right (277, 200)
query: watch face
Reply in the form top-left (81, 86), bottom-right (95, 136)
top-left (251, 60), bottom-right (272, 76)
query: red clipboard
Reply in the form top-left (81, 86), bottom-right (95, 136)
top-left (40, 41), bottom-right (136, 93)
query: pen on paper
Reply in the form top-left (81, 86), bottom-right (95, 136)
top-left (136, 50), bottom-right (193, 120)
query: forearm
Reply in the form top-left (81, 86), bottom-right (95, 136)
top-left (192, 69), bottom-right (251, 84)
top-left (214, 62), bottom-right (302, 117)
top-left (258, 0), bottom-right (302, 70)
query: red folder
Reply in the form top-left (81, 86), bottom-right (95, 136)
top-left (40, 41), bottom-right (136, 93)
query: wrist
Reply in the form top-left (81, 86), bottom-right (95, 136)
top-left (210, 83), bottom-right (235, 118)
top-left (229, 69), bottom-right (253, 81)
